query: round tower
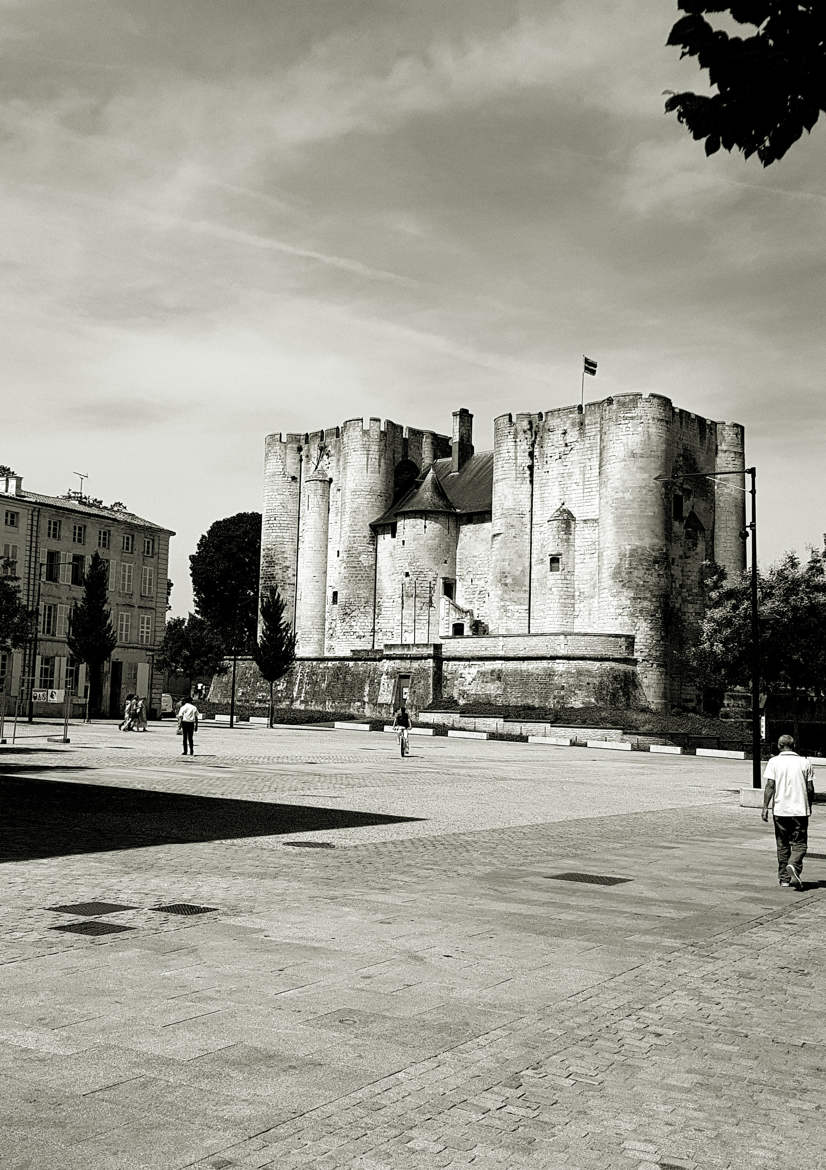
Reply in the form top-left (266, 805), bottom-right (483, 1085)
top-left (332, 419), bottom-right (403, 652)
top-left (713, 422), bottom-right (747, 578)
top-left (260, 432), bottom-right (303, 635)
top-left (488, 413), bottom-right (536, 633)
top-left (598, 394), bottom-right (673, 709)
top-left (294, 473), bottom-right (331, 656)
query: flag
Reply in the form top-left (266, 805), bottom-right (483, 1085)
top-left (583, 356), bottom-right (598, 376)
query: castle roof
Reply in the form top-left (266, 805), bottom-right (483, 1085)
top-left (371, 451), bottom-right (492, 528)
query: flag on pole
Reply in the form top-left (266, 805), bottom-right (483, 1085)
top-left (583, 356), bottom-right (598, 376)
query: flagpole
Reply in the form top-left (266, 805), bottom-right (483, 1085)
top-left (580, 365), bottom-right (585, 408)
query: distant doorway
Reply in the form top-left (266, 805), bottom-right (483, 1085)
top-left (452, 622), bottom-right (465, 636)
top-left (109, 661), bottom-right (123, 718)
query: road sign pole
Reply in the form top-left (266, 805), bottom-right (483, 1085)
top-left (62, 687), bottom-right (71, 744)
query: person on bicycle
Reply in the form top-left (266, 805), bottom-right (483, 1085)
top-left (393, 702), bottom-right (411, 755)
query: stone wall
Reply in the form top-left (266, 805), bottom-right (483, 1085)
top-left (210, 629), bottom-right (641, 719)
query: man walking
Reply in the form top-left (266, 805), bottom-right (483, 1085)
top-left (177, 696), bottom-right (200, 757)
top-left (761, 734), bottom-right (816, 888)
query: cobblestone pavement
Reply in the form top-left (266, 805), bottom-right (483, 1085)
top-left (2, 722), bottom-right (825, 1168)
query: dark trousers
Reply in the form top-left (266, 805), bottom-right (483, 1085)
top-left (181, 721), bottom-right (195, 755)
top-left (773, 815), bottom-right (808, 880)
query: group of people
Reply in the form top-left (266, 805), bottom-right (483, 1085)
top-left (119, 694), bottom-right (148, 732)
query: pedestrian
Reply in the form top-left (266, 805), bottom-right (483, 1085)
top-left (392, 700), bottom-right (411, 757)
top-left (135, 696), bottom-right (148, 732)
top-left (177, 695), bottom-right (200, 757)
top-left (119, 693), bottom-right (135, 732)
top-left (761, 734), bottom-right (816, 889)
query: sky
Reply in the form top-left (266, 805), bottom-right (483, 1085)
top-left (3, 0), bottom-right (824, 617)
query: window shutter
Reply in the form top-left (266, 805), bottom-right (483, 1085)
top-left (59, 552), bottom-right (71, 584)
top-left (33, 654), bottom-right (42, 691)
top-left (55, 656), bottom-right (66, 689)
top-left (56, 604), bottom-right (69, 637)
top-left (108, 559), bottom-right (118, 591)
top-left (77, 663), bottom-right (87, 696)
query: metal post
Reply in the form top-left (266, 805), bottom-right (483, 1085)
top-left (426, 581), bottom-right (432, 643)
top-left (229, 650), bottom-right (237, 729)
top-left (748, 467), bottom-right (761, 788)
top-left (413, 580), bottom-right (417, 644)
top-left (0, 683), bottom-right (6, 744)
top-left (400, 579), bottom-right (405, 643)
top-left (61, 685), bottom-right (71, 744)
top-left (12, 691), bottom-right (20, 743)
top-left (27, 564), bottom-right (44, 722)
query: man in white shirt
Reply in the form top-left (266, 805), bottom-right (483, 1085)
top-left (177, 697), bottom-right (200, 757)
top-left (761, 734), bottom-right (816, 889)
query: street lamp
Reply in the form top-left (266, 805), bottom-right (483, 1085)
top-left (655, 466), bottom-right (760, 789)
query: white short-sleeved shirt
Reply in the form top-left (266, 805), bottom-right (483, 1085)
top-left (764, 751), bottom-right (814, 816)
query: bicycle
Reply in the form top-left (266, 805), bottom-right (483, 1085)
top-left (396, 726), bottom-right (409, 757)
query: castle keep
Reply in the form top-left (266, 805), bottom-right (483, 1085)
top-left (251, 394), bottom-right (745, 717)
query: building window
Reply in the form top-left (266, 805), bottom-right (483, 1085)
top-left (41, 603), bottom-right (57, 636)
top-left (70, 554), bottom-right (86, 586)
top-left (98, 529), bottom-right (111, 549)
top-left (72, 523), bottom-right (86, 545)
top-left (38, 655), bottom-right (56, 689)
top-left (140, 565), bottom-right (154, 596)
top-left (672, 495), bottom-right (684, 522)
top-left (117, 612), bottom-right (131, 643)
top-left (549, 556), bottom-right (561, 573)
top-left (331, 590), bottom-right (338, 605)
top-left (101, 558), bottom-right (110, 587)
top-left (442, 579), bottom-right (455, 600)
top-left (45, 550), bottom-right (60, 582)
top-left (120, 562), bottom-right (133, 593)
top-left (143, 536), bottom-right (155, 556)
top-left (2, 543), bottom-right (18, 575)
top-left (452, 622), bottom-right (465, 636)
top-left (138, 614), bottom-right (152, 645)
top-left (4, 509), bottom-right (19, 528)
top-left (47, 518), bottom-right (61, 540)
top-left (122, 533), bottom-right (134, 553)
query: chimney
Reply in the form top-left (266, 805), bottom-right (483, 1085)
top-left (0, 473), bottom-right (22, 496)
top-left (451, 408), bottom-right (473, 473)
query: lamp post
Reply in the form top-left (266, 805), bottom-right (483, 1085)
top-left (656, 466), bottom-right (760, 789)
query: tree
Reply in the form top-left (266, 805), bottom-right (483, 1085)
top-left (690, 551), bottom-right (826, 731)
top-left (253, 585), bottom-right (296, 728)
top-left (67, 551), bottom-right (117, 718)
top-left (157, 614), bottom-right (227, 693)
top-left (190, 512), bottom-right (261, 727)
top-left (0, 561), bottom-right (36, 659)
top-left (665, 2), bottom-right (825, 166)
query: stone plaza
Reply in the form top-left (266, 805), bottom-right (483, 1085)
top-left (2, 721), bottom-right (825, 1168)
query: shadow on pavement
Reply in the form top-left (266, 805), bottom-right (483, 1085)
top-left (0, 774), bottom-right (422, 862)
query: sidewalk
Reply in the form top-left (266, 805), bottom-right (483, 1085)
top-left (1, 724), bottom-right (825, 1168)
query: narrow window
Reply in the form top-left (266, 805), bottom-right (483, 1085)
top-left (4, 510), bottom-right (19, 528)
top-left (70, 554), bottom-right (85, 585)
top-left (47, 518), bottom-right (61, 540)
top-left (549, 555), bottom-right (561, 573)
top-left (98, 529), bottom-right (111, 549)
top-left (143, 536), bottom-right (155, 556)
top-left (117, 612), bottom-right (131, 643)
top-left (41, 603), bottom-right (57, 636)
top-left (442, 579), bottom-right (455, 600)
top-left (38, 655), bottom-right (56, 689)
top-left (120, 562), bottom-right (133, 593)
top-left (332, 590), bottom-right (338, 605)
top-left (44, 549), bottom-right (60, 582)
top-left (72, 523), bottom-right (86, 544)
top-left (138, 614), bottom-right (152, 645)
top-left (122, 533), bottom-right (134, 553)
top-left (452, 622), bottom-right (465, 636)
